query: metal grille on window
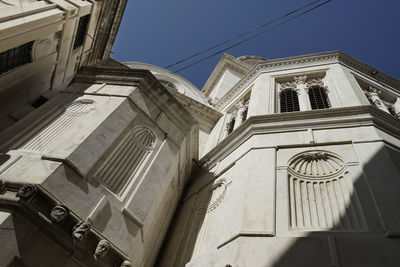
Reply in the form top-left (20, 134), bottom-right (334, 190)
top-left (280, 89), bottom-right (300, 113)
top-left (308, 86), bottom-right (330, 110)
top-left (73, 15), bottom-right (90, 49)
top-left (0, 42), bottom-right (33, 75)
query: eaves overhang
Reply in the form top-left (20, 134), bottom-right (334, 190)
top-left (201, 53), bottom-right (252, 97)
top-left (214, 51), bottom-right (400, 111)
top-left (74, 66), bottom-right (198, 134)
top-left (200, 105), bottom-right (400, 169)
top-left (87, 0), bottom-right (127, 65)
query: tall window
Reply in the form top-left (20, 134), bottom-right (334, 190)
top-left (280, 89), bottom-right (300, 113)
top-left (308, 86), bottom-right (330, 110)
top-left (0, 42), bottom-right (33, 75)
top-left (73, 15), bottom-right (90, 49)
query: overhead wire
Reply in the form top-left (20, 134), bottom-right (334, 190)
top-left (164, 0), bottom-right (324, 69)
top-left (170, 0), bottom-right (332, 73)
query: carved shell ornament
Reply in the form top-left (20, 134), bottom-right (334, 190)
top-left (33, 39), bottom-right (52, 60)
top-left (288, 150), bottom-right (345, 178)
top-left (195, 179), bottom-right (227, 214)
top-left (133, 126), bottom-right (156, 150)
top-left (65, 99), bottom-right (96, 116)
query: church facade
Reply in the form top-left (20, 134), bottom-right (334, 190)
top-left (1, 1), bottom-right (400, 267)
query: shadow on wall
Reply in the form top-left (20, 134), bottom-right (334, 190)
top-left (155, 168), bottom-right (219, 267)
top-left (156, 144), bottom-right (400, 267)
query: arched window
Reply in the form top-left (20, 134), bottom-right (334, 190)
top-left (308, 86), bottom-right (330, 110)
top-left (160, 80), bottom-right (177, 90)
top-left (280, 89), bottom-right (300, 113)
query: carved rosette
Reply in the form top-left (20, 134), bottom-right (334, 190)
top-left (16, 184), bottom-right (37, 200)
top-left (50, 204), bottom-right (68, 223)
top-left (72, 221), bottom-right (91, 245)
top-left (288, 150), bottom-right (345, 178)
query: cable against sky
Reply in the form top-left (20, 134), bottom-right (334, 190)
top-left (169, 0), bottom-right (333, 73)
top-left (164, 0), bottom-right (324, 69)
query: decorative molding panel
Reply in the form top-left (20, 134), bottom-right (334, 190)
top-left (21, 99), bottom-right (96, 152)
top-left (192, 179), bottom-right (227, 256)
top-left (288, 151), bottom-right (365, 231)
top-left (33, 39), bottom-right (52, 61)
top-left (94, 126), bottom-right (156, 195)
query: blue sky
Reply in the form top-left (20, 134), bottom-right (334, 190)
top-left (113, 0), bottom-right (400, 89)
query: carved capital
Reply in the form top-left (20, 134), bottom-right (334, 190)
top-left (16, 184), bottom-right (37, 200)
top-left (72, 221), bottom-right (91, 245)
top-left (294, 75), bottom-right (307, 85)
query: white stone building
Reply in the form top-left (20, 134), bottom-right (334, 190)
top-left (0, 2), bottom-right (400, 267)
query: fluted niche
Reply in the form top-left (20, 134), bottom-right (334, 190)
top-left (93, 126), bottom-right (156, 195)
top-left (288, 151), bottom-right (365, 231)
top-left (192, 178), bottom-right (227, 256)
top-left (21, 99), bottom-right (96, 152)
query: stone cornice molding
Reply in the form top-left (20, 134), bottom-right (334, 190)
top-left (74, 66), bottom-right (197, 133)
top-left (0, 181), bottom-right (131, 267)
top-left (214, 51), bottom-right (400, 111)
top-left (200, 105), bottom-right (400, 167)
top-left (167, 88), bottom-right (222, 127)
top-left (201, 54), bottom-right (251, 97)
top-left (87, 0), bottom-right (127, 65)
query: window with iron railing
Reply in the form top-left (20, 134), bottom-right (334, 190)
top-left (0, 41), bottom-right (34, 75)
top-left (280, 89), bottom-right (300, 113)
top-left (73, 15), bottom-right (90, 49)
top-left (308, 86), bottom-right (330, 110)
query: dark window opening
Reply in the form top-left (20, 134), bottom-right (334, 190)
top-left (0, 41), bottom-right (33, 75)
top-left (242, 106), bottom-right (248, 123)
top-left (32, 96), bottom-right (48, 108)
top-left (308, 86), bottom-right (330, 110)
top-left (73, 15), bottom-right (90, 49)
top-left (227, 118), bottom-right (235, 135)
top-left (280, 89), bottom-right (300, 113)
top-left (160, 80), bottom-right (177, 90)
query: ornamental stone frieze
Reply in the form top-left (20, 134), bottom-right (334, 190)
top-left (0, 181), bottom-right (132, 266)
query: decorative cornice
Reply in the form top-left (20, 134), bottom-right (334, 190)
top-left (201, 54), bottom-right (251, 97)
top-left (167, 88), bottom-right (222, 126)
top-left (200, 105), bottom-right (400, 167)
top-left (87, 0), bottom-right (127, 65)
top-left (74, 66), bottom-right (197, 133)
top-left (0, 181), bottom-right (131, 267)
top-left (214, 51), bottom-right (400, 111)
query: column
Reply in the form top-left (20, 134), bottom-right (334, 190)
top-left (294, 75), bottom-right (312, 111)
top-left (234, 100), bottom-right (245, 130)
